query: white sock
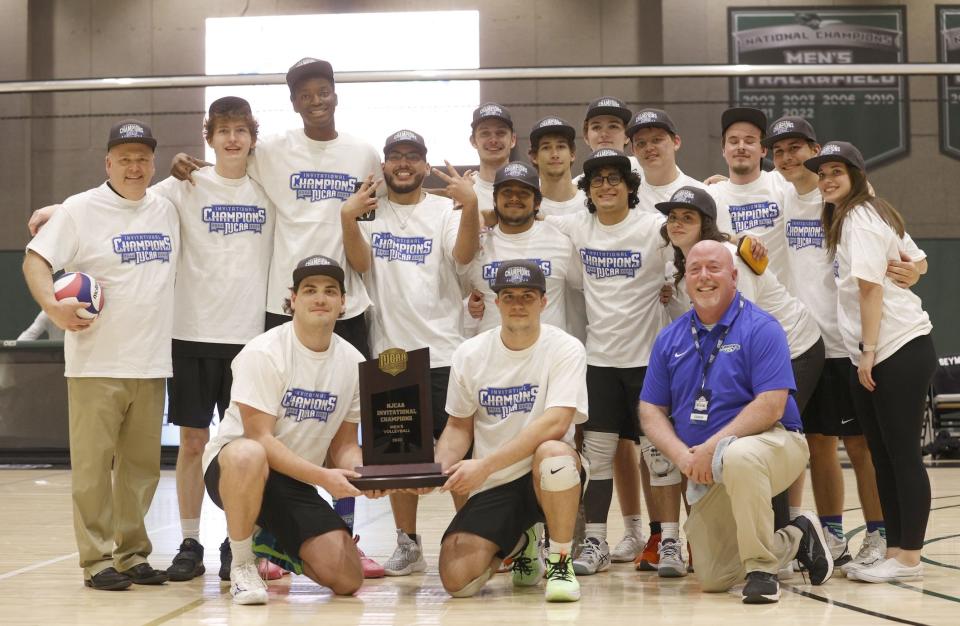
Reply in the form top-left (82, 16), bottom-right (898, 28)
top-left (789, 506), bottom-right (803, 520)
top-left (661, 522), bottom-right (680, 541)
top-left (230, 535), bottom-right (256, 567)
top-left (551, 540), bottom-right (573, 555)
top-left (585, 523), bottom-right (607, 542)
top-left (623, 515), bottom-right (644, 538)
top-left (180, 518), bottom-right (200, 541)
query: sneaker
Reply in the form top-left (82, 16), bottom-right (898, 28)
top-left (230, 561), bottom-right (268, 605)
top-left (120, 562), bottom-right (168, 585)
top-left (167, 538), bottom-right (205, 581)
top-left (544, 551), bottom-right (580, 602)
top-left (848, 557), bottom-right (922, 583)
top-left (572, 537), bottom-right (610, 575)
top-left (742, 571), bottom-right (780, 604)
top-left (635, 533), bottom-right (661, 571)
top-left (657, 538), bottom-right (687, 578)
top-left (384, 529), bottom-right (427, 576)
top-left (355, 535), bottom-right (385, 578)
top-left (511, 527), bottom-right (546, 587)
top-left (84, 567), bottom-right (132, 591)
top-left (840, 530), bottom-right (886, 577)
top-left (257, 559), bottom-right (286, 580)
top-left (610, 534), bottom-right (643, 563)
top-left (219, 537), bottom-right (231, 582)
top-left (824, 531), bottom-right (852, 567)
top-left (789, 512), bottom-right (833, 585)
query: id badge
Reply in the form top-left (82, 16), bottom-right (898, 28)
top-left (690, 389), bottom-right (712, 423)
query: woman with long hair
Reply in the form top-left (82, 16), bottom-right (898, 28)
top-left (804, 141), bottom-right (935, 583)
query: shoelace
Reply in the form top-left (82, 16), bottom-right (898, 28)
top-left (579, 539), bottom-right (602, 561)
top-left (547, 553), bottom-right (574, 582)
top-left (660, 540), bottom-right (681, 561)
top-left (511, 554), bottom-right (535, 577)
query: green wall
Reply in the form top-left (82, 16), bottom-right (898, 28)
top-left (3, 241), bottom-right (959, 354)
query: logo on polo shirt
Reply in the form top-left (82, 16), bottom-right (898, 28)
top-left (580, 248), bottom-right (642, 279)
top-left (719, 343), bottom-right (741, 353)
top-left (483, 259), bottom-right (552, 286)
top-left (727, 201), bottom-right (780, 233)
top-left (371, 232), bottom-right (433, 264)
top-left (772, 120), bottom-right (796, 134)
top-left (202, 204), bottom-right (268, 235)
top-left (479, 384), bottom-right (539, 420)
top-left (289, 171), bottom-right (359, 202)
top-left (112, 233), bottom-right (173, 264)
top-left (281, 388), bottom-right (338, 422)
top-left (786, 218), bottom-right (824, 250)
top-left (672, 189), bottom-right (695, 204)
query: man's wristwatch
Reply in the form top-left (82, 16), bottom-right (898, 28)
top-left (859, 342), bottom-right (877, 353)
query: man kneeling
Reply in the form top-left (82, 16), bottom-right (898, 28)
top-left (436, 260), bottom-right (588, 602)
top-left (201, 256), bottom-right (379, 605)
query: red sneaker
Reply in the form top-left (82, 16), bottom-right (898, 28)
top-left (355, 536), bottom-right (385, 579)
top-left (634, 532), bottom-right (661, 571)
top-left (257, 559), bottom-right (287, 580)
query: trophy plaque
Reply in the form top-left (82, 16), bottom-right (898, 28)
top-left (350, 347), bottom-right (447, 490)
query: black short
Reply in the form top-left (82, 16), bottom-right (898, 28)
top-left (205, 449), bottom-right (348, 556)
top-left (167, 340), bottom-right (243, 428)
top-left (791, 337), bottom-right (825, 415)
top-left (584, 365), bottom-right (645, 441)
top-left (431, 366), bottom-right (451, 440)
top-left (265, 311), bottom-right (371, 359)
top-left (442, 472), bottom-right (544, 558)
top-left (802, 357), bottom-right (862, 436)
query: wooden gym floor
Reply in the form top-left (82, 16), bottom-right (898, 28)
top-left (1, 464), bottom-right (958, 625)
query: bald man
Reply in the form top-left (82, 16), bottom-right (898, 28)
top-left (638, 240), bottom-right (832, 604)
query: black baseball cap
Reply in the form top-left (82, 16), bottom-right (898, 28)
top-left (286, 57), bottom-right (335, 93)
top-left (107, 119), bottom-right (157, 151)
top-left (584, 96), bottom-right (632, 124)
top-left (582, 148), bottom-right (631, 178)
top-left (471, 103), bottom-right (513, 130)
top-left (208, 96), bottom-right (252, 117)
top-left (721, 107), bottom-right (768, 138)
top-left (383, 129), bottom-right (427, 156)
top-left (655, 186), bottom-right (717, 221)
top-left (491, 259), bottom-right (547, 294)
top-left (626, 108), bottom-right (678, 137)
top-left (292, 255), bottom-right (346, 293)
top-left (529, 116), bottom-right (576, 148)
top-left (494, 161), bottom-right (541, 196)
top-left (803, 141), bottom-right (866, 174)
top-left (762, 116), bottom-right (817, 148)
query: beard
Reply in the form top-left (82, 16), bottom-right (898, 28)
top-left (494, 206), bottom-right (536, 227)
top-left (384, 170), bottom-right (425, 194)
top-left (729, 160), bottom-right (757, 177)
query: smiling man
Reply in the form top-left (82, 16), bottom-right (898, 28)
top-left (469, 103), bottom-right (517, 212)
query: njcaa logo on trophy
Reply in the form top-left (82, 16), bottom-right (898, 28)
top-left (378, 348), bottom-right (408, 377)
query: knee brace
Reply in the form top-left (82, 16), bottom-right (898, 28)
top-left (448, 567), bottom-right (493, 598)
top-left (539, 455), bottom-right (580, 491)
top-left (640, 436), bottom-right (681, 486)
top-left (582, 431), bottom-right (619, 480)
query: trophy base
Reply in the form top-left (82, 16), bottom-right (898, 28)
top-left (349, 462), bottom-right (448, 490)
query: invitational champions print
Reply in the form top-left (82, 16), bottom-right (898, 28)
top-left (290, 171), bottom-right (359, 202)
top-left (202, 204), bottom-right (268, 235)
top-left (479, 384), bottom-right (539, 420)
top-left (112, 232), bottom-right (173, 264)
top-left (281, 388), bottom-right (339, 422)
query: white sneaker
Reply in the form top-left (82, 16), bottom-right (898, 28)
top-left (657, 538), bottom-right (687, 578)
top-left (849, 557), bottom-right (922, 583)
top-left (384, 529), bottom-right (427, 576)
top-left (610, 534), bottom-right (643, 563)
top-left (230, 561), bottom-right (268, 605)
top-left (824, 531), bottom-right (852, 566)
top-left (840, 530), bottom-right (886, 577)
top-left (572, 537), bottom-right (610, 575)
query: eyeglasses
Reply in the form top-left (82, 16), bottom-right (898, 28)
top-left (386, 151), bottom-right (424, 164)
top-left (498, 292), bottom-right (540, 305)
top-left (589, 174), bottom-right (623, 188)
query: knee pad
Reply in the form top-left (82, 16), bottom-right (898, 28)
top-left (640, 436), bottom-right (681, 486)
top-left (539, 455), bottom-right (580, 491)
top-left (448, 567), bottom-right (493, 598)
top-left (582, 431), bottom-right (619, 480)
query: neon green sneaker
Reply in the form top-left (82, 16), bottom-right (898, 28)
top-left (545, 551), bottom-right (580, 602)
top-left (511, 526), bottom-right (545, 586)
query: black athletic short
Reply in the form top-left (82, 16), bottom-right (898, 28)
top-left (167, 339), bottom-right (243, 428)
top-left (802, 357), bottom-right (863, 437)
top-left (265, 311), bottom-right (371, 359)
top-left (431, 366), bottom-right (452, 440)
top-left (205, 449), bottom-right (348, 556)
top-left (584, 365), bottom-right (645, 441)
top-left (791, 337), bottom-right (825, 415)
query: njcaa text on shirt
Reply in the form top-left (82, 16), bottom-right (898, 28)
top-left (478, 384), bottom-right (540, 420)
top-left (201, 204), bottom-right (268, 235)
top-left (281, 388), bottom-right (339, 423)
top-left (289, 171), bottom-right (359, 202)
top-left (112, 233), bottom-right (173, 264)
top-left (579, 248), bottom-right (643, 278)
top-left (727, 200), bottom-right (780, 232)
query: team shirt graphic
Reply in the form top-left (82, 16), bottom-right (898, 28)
top-left (786, 218), bottom-right (825, 250)
top-left (727, 201), bottom-right (781, 232)
top-left (482, 258), bottom-right (553, 286)
top-left (579, 248), bottom-right (642, 278)
top-left (479, 384), bottom-right (540, 420)
top-left (201, 204), bottom-right (268, 235)
top-left (112, 233), bottom-right (173, 264)
top-left (281, 388), bottom-right (339, 422)
top-left (370, 232), bottom-right (434, 264)
top-left (289, 171), bottom-right (359, 202)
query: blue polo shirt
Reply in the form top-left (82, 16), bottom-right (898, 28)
top-left (641, 291), bottom-right (802, 447)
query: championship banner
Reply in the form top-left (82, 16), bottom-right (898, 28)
top-left (938, 5), bottom-right (960, 160)
top-left (729, 6), bottom-right (908, 167)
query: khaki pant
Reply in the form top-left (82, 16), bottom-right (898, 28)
top-left (684, 425), bottom-right (810, 592)
top-left (67, 377), bottom-right (164, 578)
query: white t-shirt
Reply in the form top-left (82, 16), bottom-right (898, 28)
top-left (248, 130), bottom-right (382, 319)
top-left (27, 183), bottom-right (179, 378)
top-left (709, 170), bottom-right (793, 294)
top-left (360, 193), bottom-right (466, 368)
top-left (446, 324), bottom-right (588, 493)
top-left (547, 210), bottom-right (673, 367)
top-left (539, 190), bottom-right (589, 342)
top-left (473, 177), bottom-right (494, 213)
top-left (202, 324), bottom-right (364, 473)
top-left (466, 220), bottom-right (581, 335)
top-left (835, 204), bottom-right (933, 366)
top-left (539, 189), bottom-right (587, 217)
top-left (636, 168), bottom-right (707, 215)
top-left (153, 168), bottom-right (274, 344)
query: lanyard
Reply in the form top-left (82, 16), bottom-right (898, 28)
top-left (688, 297), bottom-right (744, 393)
